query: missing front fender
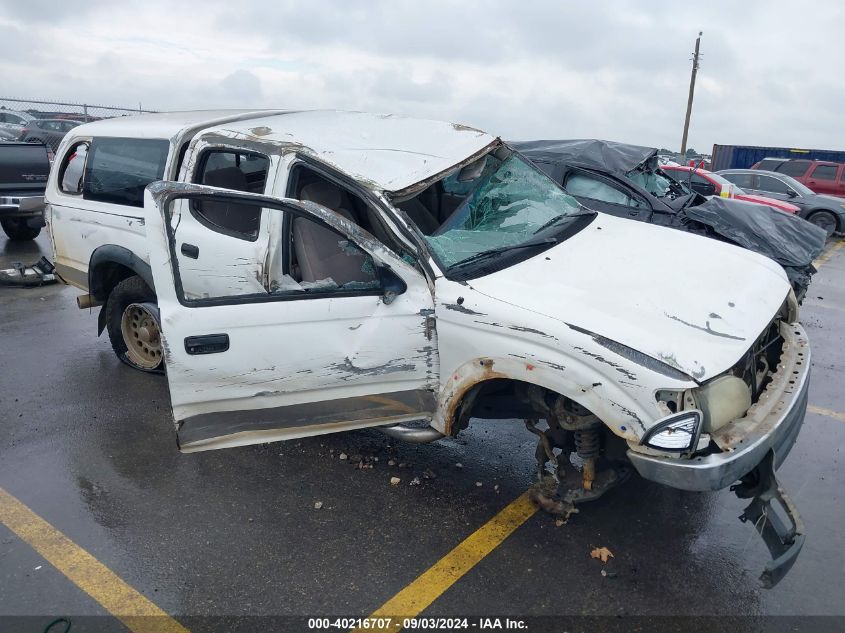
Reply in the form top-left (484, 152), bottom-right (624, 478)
top-left (731, 450), bottom-right (805, 589)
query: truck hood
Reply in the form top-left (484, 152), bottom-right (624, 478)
top-left (468, 213), bottom-right (790, 382)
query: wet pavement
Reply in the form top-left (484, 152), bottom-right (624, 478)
top-left (1, 233), bottom-right (844, 632)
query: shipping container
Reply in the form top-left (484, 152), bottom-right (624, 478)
top-left (711, 144), bottom-right (845, 171)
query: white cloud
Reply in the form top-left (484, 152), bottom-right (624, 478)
top-left (1, 0), bottom-right (843, 152)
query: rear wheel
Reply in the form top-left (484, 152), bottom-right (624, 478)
top-left (1, 218), bottom-right (41, 240)
top-left (106, 276), bottom-right (163, 371)
top-left (807, 210), bottom-right (837, 237)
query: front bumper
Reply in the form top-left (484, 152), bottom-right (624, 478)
top-left (628, 322), bottom-right (810, 491)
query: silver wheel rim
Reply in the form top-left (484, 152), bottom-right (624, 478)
top-left (120, 303), bottom-right (162, 369)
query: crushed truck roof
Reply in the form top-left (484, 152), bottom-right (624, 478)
top-left (73, 110), bottom-right (496, 194)
top-left (205, 111), bottom-right (496, 193)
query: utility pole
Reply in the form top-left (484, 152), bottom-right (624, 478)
top-left (680, 31), bottom-right (702, 156)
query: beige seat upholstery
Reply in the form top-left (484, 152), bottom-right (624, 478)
top-left (294, 182), bottom-right (373, 286)
top-left (199, 167), bottom-right (260, 235)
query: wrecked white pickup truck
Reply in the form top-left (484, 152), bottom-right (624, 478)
top-left (46, 111), bottom-right (808, 586)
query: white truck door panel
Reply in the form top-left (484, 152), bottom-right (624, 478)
top-left (168, 198), bottom-right (268, 299)
top-left (145, 183), bottom-right (438, 452)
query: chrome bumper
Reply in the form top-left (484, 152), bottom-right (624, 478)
top-left (628, 323), bottom-right (810, 492)
top-left (0, 195), bottom-right (45, 215)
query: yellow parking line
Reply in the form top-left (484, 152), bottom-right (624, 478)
top-left (0, 487), bottom-right (189, 633)
top-left (355, 491), bottom-right (537, 632)
top-left (808, 405), bottom-right (845, 423)
top-left (813, 239), bottom-right (845, 269)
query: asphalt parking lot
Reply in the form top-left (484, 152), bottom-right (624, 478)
top-left (2, 233), bottom-right (844, 633)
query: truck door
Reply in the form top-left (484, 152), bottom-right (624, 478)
top-left (143, 183), bottom-right (438, 452)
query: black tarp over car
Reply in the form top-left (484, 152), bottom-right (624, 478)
top-left (513, 139), bottom-right (827, 301)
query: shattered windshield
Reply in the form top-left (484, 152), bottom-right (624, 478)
top-left (423, 151), bottom-right (586, 270)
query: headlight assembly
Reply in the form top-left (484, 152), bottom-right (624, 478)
top-left (641, 409), bottom-right (703, 453)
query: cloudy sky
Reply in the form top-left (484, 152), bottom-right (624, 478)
top-left (1, 0), bottom-right (843, 153)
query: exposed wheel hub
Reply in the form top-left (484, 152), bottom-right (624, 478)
top-left (120, 303), bottom-right (162, 369)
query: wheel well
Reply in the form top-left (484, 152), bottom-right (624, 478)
top-left (89, 262), bottom-right (137, 301)
top-left (808, 209), bottom-right (841, 231)
top-left (87, 245), bottom-right (156, 302)
top-left (450, 378), bottom-right (590, 435)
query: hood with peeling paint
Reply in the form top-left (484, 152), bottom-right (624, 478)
top-left (467, 212), bottom-right (791, 382)
top-left (202, 111), bottom-right (496, 193)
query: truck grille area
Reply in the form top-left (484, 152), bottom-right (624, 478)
top-left (730, 314), bottom-right (786, 406)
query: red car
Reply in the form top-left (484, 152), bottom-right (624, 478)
top-left (751, 158), bottom-right (845, 198)
top-left (662, 165), bottom-right (800, 214)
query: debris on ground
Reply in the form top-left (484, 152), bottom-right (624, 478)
top-left (314, 501), bottom-right (323, 510)
top-left (410, 476), bottom-right (421, 486)
top-left (591, 546), bottom-right (614, 563)
top-left (422, 469), bottom-right (436, 480)
top-left (390, 477), bottom-right (401, 486)
top-left (475, 481), bottom-right (482, 487)
top-left (387, 459), bottom-right (396, 466)
top-left (455, 462), bottom-right (463, 469)
top-left (528, 475), bottom-right (579, 524)
top-left (0, 257), bottom-right (57, 287)
top-left (339, 452), bottom-right (348, 460)
top-left (494, 484), bottom-right (500, 493)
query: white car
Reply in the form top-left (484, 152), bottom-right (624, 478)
top-left (46, 111), bottom-right (808, 585)
top-left (0, 109), bottom-right (35, 133)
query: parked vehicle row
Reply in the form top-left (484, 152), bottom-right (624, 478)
top-left (718, 168), bottom-right (845, 237)
top-left (659, 165), bottom-right (801, 215)
top-left (750, 157), bottom-right (845, 199)
top-left (0, 109), bottom-right (83, 155)
top-left (710, 143), bottom-right (845, 176)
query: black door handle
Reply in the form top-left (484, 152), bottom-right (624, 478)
top-left (181, 243), bottom-right (199, 259)
top-left (185, 334), bottom-right (229, 355)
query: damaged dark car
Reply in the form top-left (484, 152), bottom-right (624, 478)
top-left (512, 139), bottom-right (827, 302)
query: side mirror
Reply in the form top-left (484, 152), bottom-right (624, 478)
top-left (786, 189), bottom-right (798, 198)
top-left (378, 266), bottom-right (407, 305)
top-left (692, 182), bottom-right (716, 196)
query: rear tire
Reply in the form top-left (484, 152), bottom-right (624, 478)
top-left (807, 210), bottom-right (837, 238)
top-left (106, 276), bottom-right (163, 371)
top-left (1, 218), bottom-right (41, 240)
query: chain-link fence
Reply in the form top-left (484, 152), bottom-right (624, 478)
top-left (0, 97), bottom-right (158, 153)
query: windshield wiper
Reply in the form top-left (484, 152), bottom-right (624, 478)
top-left (450, 237), bottom-right (559, 270)
top-left (533, 210), bottom-right (597, 235)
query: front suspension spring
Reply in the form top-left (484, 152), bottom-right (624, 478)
top-left (574, 426), bottom-right (600, 459)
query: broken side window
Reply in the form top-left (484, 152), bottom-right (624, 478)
top-left (167, 198), bottom-right (382, 304)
